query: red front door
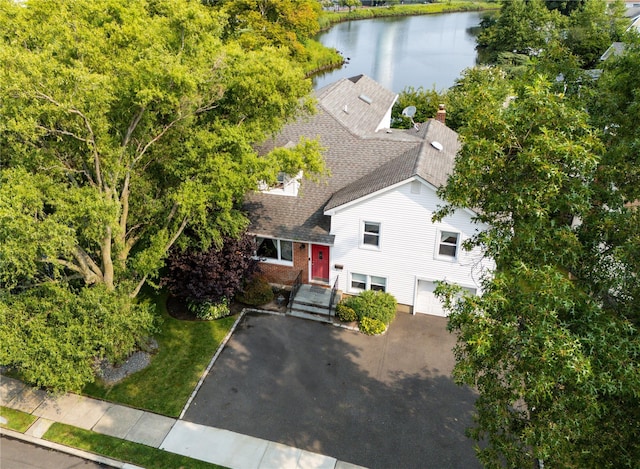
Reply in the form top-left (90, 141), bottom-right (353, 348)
top-left (311, 244), bottom-right (330, 282)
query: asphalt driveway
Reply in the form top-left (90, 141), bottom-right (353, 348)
top-left (183, 312), bottom-right (480, 469)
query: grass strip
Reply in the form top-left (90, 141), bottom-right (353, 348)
top-left (84, 292), bottom-right (237, 417)
top-left (43, 422), bottom-right (226, 469)
top-left (0, 406), bottom-right (37, 433)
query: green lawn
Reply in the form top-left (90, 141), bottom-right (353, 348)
top-left (0, 406), bottom-right (37, 432)
top-left (83, 292), bottom-right (237, 417)
top-left (44, 422), bottom-right (226, 469)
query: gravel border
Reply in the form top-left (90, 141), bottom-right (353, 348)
top-left (96, 339), bottom-right (158, 385)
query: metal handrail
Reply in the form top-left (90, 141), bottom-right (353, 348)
top-left (329, 275), bottom-right (339, 317)
top-left (288, 270), bottom-right (303, 313)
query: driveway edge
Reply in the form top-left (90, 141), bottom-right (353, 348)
top-left (179, 308), bottom-right (292, 420)
top-left (178, 310), bottom-right (246, 420)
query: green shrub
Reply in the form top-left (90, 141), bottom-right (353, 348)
top-left (343, 290), bottom-right (397, 325)
top-left (187, 298), bottom-right (230, 320)
top-left (236, 277), bottom-right (274, 306)
top-left (300, 39), bottom-right (344, 74)
top-left (359, 316), bottom-right (386, 335)
top-left (335, 302), bottom-right (357, 322)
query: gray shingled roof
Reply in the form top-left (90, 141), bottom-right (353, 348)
top-left (325, 120), bottom-right (459, 211)
top-left (316, 74), bottom-right (398, 135)
top-left (244, 75), bottom-right (458, 244)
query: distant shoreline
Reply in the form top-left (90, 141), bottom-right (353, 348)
top-left (318, 1), bottom-right (499, 31)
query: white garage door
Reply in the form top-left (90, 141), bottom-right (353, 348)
top-left (415, 280), bottom-right (476, 316)
top-left (415, 280), bottom-right (446, 316)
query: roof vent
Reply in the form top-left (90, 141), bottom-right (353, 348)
top-left (359, 94), bottom-right (372, 105)
top-left (431, 141), bottom-right (443, 151)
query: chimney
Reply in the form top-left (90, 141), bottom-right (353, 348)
top-left (435, 104), bottom-right (446, 125)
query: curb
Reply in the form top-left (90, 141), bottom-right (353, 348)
top-left (0, 427), bottom-right (144, 469)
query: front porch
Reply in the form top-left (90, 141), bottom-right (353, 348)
top-left (288, 283), bottom-right (341, 323)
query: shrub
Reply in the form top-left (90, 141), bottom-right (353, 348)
top-left (335, 302), bottom-right (357, 322)
top-left (187, 298), bottom-right (231, 320)
top-left (236, 277), bottom-right (274, 306)
top-left (359, 316), bottom-right (386, 335)
top-left (162, 233), bottom-right (259, 304)
top-left (343, 290), bottom-right (397, 325)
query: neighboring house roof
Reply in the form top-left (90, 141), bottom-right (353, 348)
top-left (601, 42), bottom-right (627, 61)
top-left (244, 75), bottom-right (458, 245)
top-left (601, 15), bottom-right (640, 60)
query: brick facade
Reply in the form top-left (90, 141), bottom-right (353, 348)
top-left (258, 242), bottom-right (310, 286)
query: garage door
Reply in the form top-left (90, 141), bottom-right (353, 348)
top-left (415, 280), bottom-right (475, 316)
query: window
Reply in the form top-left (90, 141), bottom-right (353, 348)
top-left (362, 221), bottom-right (381, 247)
top-left (351, 273), bottom-right (367, 291)
top-left (256, 237), bottom-right (293, 263)
top-left (370, 275), bottom-right (386, 291)
top-left (350, 273), bottom-right (387, 293)
top-left (437, 230), bottom-right (459, 259)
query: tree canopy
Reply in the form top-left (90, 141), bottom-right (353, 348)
top-left (477, 0), bottom-right (627, 69)
top-left (434, 62), bottom-right (639, 468)
top-left (0, 0), bottom-right (324, 391)
top-left (476, 0), bottom-right (563, 65)
top-left (387, 2), bottom-right (638, 466)
top-left (214, 0), bottom-right (322, 58)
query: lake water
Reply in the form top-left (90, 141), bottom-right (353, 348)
top-left (313, 12), bottom-right (482, 93)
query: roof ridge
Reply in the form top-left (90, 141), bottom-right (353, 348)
top-left (411, 120), bottom-right (434, 174)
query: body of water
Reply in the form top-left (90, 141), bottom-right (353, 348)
top-left (313, 12), bottom-right (482, 93)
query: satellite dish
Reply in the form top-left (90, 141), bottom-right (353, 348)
top-left (402, 106), bottom-right (417, 118)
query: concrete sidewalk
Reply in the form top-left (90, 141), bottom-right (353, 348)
top-left (1, 375), bottom-right (364, 469)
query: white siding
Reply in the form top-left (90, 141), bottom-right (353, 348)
top-left (328, 180), bottom-right (492, 308)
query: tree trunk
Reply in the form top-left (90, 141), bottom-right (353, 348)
top-left (102, 225), bottom-right (115, 290)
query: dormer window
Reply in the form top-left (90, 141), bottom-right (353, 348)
top-left (259, 170), bottom-right (303, 197)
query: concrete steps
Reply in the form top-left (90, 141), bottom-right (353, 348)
top-left (289, 310), bottom-right (333, 323)
top-left (288, 284), bottom-right (341, 323)
top-left (290, 301), bottom-right (333, 316)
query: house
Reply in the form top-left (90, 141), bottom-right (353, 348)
top-left (244, 75), bottom-right (492, 316)
top-left (600, 14), bottom-right (640, 61)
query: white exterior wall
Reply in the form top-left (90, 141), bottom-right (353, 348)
top-left (328, 180), bottom-right (492, 308)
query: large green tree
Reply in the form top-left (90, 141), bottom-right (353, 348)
top-left (390, 86), bottom-right (445, 130)
top-left (435, 69), bottom-right (640, 467)
top-left (0, 0), bottom-right (323, 390)
top-left (476, 0), bottom-right (563, 65)
top-left (564, 0), bottom-right (628, 68)
top-left (577, 35), bottom-right (640, 338)
top-left (477, 0), bottom-right (627, 69)
top-left (216, 0), bottom-right (321, 57)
